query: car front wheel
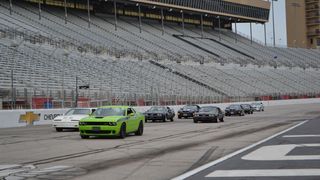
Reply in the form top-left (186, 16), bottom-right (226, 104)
top-left (135, 121), bottom-right (144, 136)
top-left (80, 135), bottom-right (89, 139)
top-left (119, 123), bottom-right (126, 139)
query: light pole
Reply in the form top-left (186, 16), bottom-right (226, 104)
top-left (137, 3), bottom-right (142, 33)
top-left (271, 0), bottom-right (277, 47)
top-left (87, 0), bottom-right (91, 28)
top-left (38, 0), bottom-right (41, 20)
top-left (64, 0), bottom-right (68, 24)
top-left (10, 40), bottom-right (23, 109)
top-left (9, 0), bottom-right (12, 15)
top-left (46, 48), bottom-right (58, 109)
top-left (62, 50), bottom-right (69, 108)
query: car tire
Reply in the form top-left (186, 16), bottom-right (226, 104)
top-left (219, 117), bottom-right (224, 122)
top-left (214, 118), bottom-right (218, 123)
top-left (170, 117), bottom-right (174, 122)
top-left (145, 119), bottom-right (148, 123)
top-left (119, 123), bottom-right (126, 139)
top-left (178, 116), bottom-right (182, 119)
top-left (80, 135), bottom-right (89, 139)
top-left (163, 116), bottom-right (166, 123)
top-left (56, 128), bottom-right (63, 132)
top-left (193, 119), bottom-right (198, 123)
top-left (135, 121), bottom-right (144, 136)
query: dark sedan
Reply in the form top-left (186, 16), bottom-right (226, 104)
top-left (241, 104), bottom-right (254, 114)
top-left (193, 106), bottom-right (224, 123)
top-left (178, 105), bottom-right (200, 119)
top-left (144, 106), bottom-right (175, 122)
top-left (225, 104), bottom-right (245, 116)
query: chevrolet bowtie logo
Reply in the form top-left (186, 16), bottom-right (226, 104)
top-left (19, 112), bottom-right (41, 125)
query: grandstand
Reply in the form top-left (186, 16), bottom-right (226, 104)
top-left (0, 0), bottom-right (319, 109)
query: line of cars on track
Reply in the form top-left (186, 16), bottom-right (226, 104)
top-left (52, 102), bottom-right (264, 139)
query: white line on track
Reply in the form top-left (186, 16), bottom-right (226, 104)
top-left (283, 135), bottom-right (320, 138)
top-left (171, 120), bottom-right (309, 180)
top-left (205, 169), bottom-right (320, 177)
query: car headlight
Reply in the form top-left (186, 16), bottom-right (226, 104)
top-left (194, 114), bottom-right (199, 117)
top-left (209, 114), bottom-right (216, 117)
top-left (107, 122), bottom-right (117, 126)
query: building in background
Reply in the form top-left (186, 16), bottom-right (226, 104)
top-left (286, 0), bottom-right (320, 49)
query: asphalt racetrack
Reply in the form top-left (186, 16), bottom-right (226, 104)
top-left (0, 103), bottom-right (319, 180)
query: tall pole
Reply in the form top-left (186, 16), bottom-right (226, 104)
top-left (272, 0), bottom-right (276, 47)
top-left (47, 48), bottom-right (58, 109)
top-left (11, 69), bottom-right (14, 109)
top-left (200, 14), bottom-right (204, 38)
top-left (264, 23), bottom-right (267, 46)
top-left (10, 41), bottom-right (23, 109)
top-left (161, 8), bottom-right (164, 35)
top-left (38, 0), bottom-right (41, 20)
top-left (87, 0), bottom-right (91, 28)
top-left (114, 0), bottom-right (118, 31)
top-left (138, 3), bottom-right (142, 33)
top-left (234, 20), bottom-right (238, 43)
top-left (181, 10), bottom-right (185, 36)
top-left (9, 0), bottom-right (12, 15)
top-left (218, 16), bottom-right (221, 41)
top-left (75, 76), bottom-right (78, 108)
top-left (250, 22), bottom-right (253, 44)
top-left (62, 52), bottom-right (69, 108)
top-left (64, 0), bottom-right (68, 24)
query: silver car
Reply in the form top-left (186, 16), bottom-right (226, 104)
top-left (251, 102), bottom-right (264, 112)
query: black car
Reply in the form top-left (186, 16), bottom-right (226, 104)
top-left (193, 106), bottom-right (224, 123)
top-left (225, 104), bottom-right (245, 116)
top-left (241, 104), bottom-right (254, 114)
top-left (144, 106), bottom-right (175, 122)
top-left (178, 105), bottom-right (200, 119)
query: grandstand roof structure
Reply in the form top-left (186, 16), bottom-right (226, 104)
top-left (128, 0), bottom-right (270, 22)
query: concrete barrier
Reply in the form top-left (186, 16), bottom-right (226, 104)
top-left (0, 98), bottom-right (319, 129)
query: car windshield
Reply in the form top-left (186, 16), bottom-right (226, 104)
top-left (182, 106), bottom-right (198, 110)
top-left (199, 107), bottom-right (218, 113)
top-left (229, 105), bottom-right (241, 109)
top-left (149, 107), bottom-right (166, 112)
top-left (65, 109), bottom-right (91, 115)
top-left (93, 108), bottom-right (125, 117)
top-left (242, 104), bottom-right (250, 108)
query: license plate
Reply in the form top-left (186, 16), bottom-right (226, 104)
top-left (92, 127), bottom-right (100, 131)
top-left (231, 112), bottom-right (234, 114)
top-left (183, 114), bottom-right (188, 116)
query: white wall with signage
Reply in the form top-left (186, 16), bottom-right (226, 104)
top-left (0, 98), bottom-right (319, 128)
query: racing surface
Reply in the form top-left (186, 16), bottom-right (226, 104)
top-left (0, 103), bottom-right (319, 180)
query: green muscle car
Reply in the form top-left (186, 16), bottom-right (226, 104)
top-left (79, 106), bottom-right (144, 139)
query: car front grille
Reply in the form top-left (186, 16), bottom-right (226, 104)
top-left (85, 130), bottom-right (112, 134)
top-left (81, 122), bottom-right (114, 126)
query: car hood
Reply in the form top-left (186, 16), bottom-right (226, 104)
top-left (81, 116), bottom-right (125, 122)
top-left (54, 115), bottom-right (88, 121)
top-left (196, 112), bottom-right (217, 115)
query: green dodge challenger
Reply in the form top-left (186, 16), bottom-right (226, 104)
top-left (79, 106), bottom-right (144, 139)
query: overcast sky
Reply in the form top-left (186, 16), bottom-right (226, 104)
top-left (233, 0), bottom-right (287, 47)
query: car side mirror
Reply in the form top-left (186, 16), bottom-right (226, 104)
top-left (128, 113), bottom-right (134, 117)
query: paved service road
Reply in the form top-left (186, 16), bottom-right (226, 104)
top-left (0, 103), bottom-right (319, 180)
top-left (175, 118), bottom-right (320, 180)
